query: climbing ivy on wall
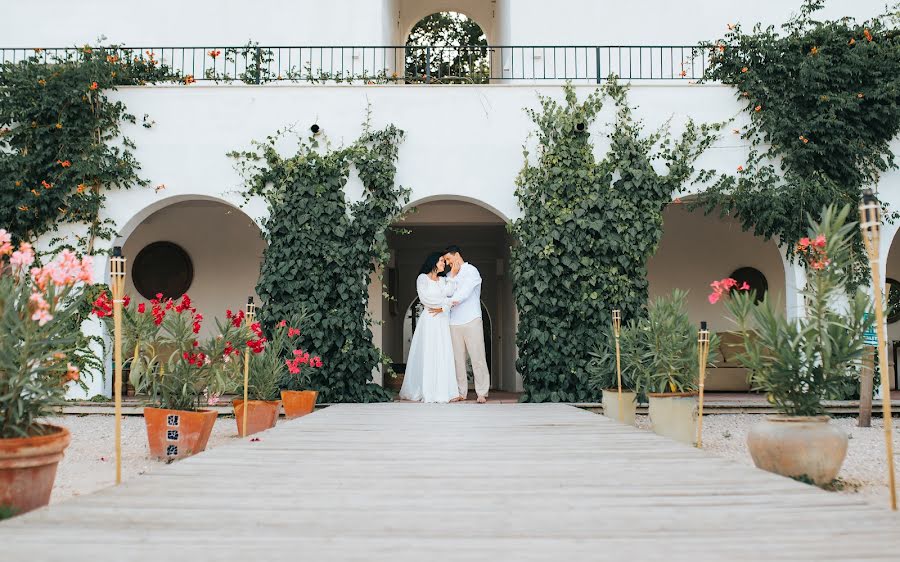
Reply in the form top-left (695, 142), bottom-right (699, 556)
top-left (511, 80), bottom-right (722, 403)
top-left (0, 45), bottom-right (176, 252)
top-left (698, 0), bottom-right (900, 285)
top-left (229, 116), bottom-right (409, 403)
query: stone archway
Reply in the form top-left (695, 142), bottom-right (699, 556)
top-left (113, 196), bottom-right (266, 337)
top-left (377, 197), bottom-right (520, 393)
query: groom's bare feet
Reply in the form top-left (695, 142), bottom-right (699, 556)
top-left (477, 396), bottom-right (487, 404)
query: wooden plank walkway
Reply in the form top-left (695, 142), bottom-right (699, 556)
top-left (2, 403), bottom-right (899, 560)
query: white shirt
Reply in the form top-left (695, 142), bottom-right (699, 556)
top-left (448, 262), bottom-right (482, 326)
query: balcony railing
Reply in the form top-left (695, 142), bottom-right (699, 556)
top-left (0, 45), bottom-right (714, 84)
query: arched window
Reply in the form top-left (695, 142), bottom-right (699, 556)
top-left (132, 241), bottom-right (194, 300)
top-left (729, 266), bottom-right (768, 303)
top-left (405, 12), bottom-right (488, 83)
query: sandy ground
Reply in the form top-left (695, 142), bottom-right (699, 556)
top-left (636, 414), bottom-right (900, 505)
top-left (46, 415), bottom-right (241, 504)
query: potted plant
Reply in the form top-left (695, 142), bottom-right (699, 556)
top-left (0, 236), bottom-right (94, 516)
top-left (94, 293), bottom-right (248, 460)
top-left (717, 205), bottom-right (868, 486)
top-left (269, 318), bottom-right (323, 419)
top-left (629, 290), bottom-right (720, 445)
top-left (588, 324), bottom-right (639, 425)
top-left (230, 311), bottom-right (282, 436)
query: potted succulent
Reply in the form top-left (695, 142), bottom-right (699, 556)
top-left (588, 324), bottom-right (639, 425)
top-left (717, 205), bottom-right (868, 486)
top-left (93, 293), bottom-right (248, 460)
top-left (0, 235), bottom-right (94, 516)
top-left (629, 290), bottom-right (720, 445)
top-left (270, 318), bottom-right (323, 419)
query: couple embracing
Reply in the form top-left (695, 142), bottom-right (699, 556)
top-left (399, 246), bottom-right (490, 404)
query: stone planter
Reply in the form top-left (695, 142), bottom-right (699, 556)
top-left (144, 407), bottom-right (218, 461)
top-left (233, 399), bottom-right (280, 437)
top-left (281, 390), bottom-right (318, 419)
top-left (648, 392), bottom-right (698, 446)
top-left (0, 424), bottom-right (70, 517)
top-left (601, 389), bottom-right (637, 426)
top-left (747, 415), bottom-right (848, 486)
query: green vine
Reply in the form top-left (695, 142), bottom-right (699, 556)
top-left (229, 113), bottom-right (409, 403)
top-left (698, 0), bottom-right (900, 285)
top-left (511, 80), bottom-right (723, 403)
top-left (0, 44), bottom-right (176, 253)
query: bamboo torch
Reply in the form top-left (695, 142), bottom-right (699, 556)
top-left (696, 321), bottom-right (711, 448)
top-left (109, 246), bottom-right (126, 485)
top-left (241, 297), bottom-right (255, 438)
top-left (859, 189), bottom-right (897, 510)
top-left (612, 309), bottom-right (623, 422)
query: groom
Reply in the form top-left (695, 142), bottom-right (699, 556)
top-left (430, 245), bottom-right (490, 404)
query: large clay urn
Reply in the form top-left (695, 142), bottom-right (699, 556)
top-left (747, 416), bottom-right (848, 486)
top-left (0, 424), bottom-right (70, 516)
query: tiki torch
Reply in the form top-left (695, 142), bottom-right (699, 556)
top-left (696, 321), bottom-right (711, 448)
top-left (109, 246), bottom-right (126, 485)
top-left (859, 189), bottom-right (897, 510)
top-left (241, 296), bottom-right (255, 438)
top-left (612, 309), bottom-right (623, 422)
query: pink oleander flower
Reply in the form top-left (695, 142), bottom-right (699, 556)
top-left (10, 242), bottom-right (35, 270)
top-left (708, 277), bottom-right (749, 304)
top-left (207, 393), bottom-right (221, 406)
top-left (65, 363), bottom-right (80, 382)
top-left (32, 308), bottom-right (53, 326)
top-left (0, 229), bottom-right (12, 256)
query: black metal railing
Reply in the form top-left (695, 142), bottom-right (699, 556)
top-left (0, 45), bottom-right (713, 84)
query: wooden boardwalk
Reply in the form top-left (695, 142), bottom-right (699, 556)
top-left (3, 403), bottom-right (899, 560)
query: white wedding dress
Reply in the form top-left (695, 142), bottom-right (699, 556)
top-left (399, 274), bottom-right (459, 403)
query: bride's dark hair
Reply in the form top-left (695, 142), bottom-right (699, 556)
top-left (418, 251), bottom-right (447, 276)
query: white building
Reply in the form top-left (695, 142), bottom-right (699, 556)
top-left (5, 0), bottom-right (898, 398)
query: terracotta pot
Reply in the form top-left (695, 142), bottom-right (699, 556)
top-left (144, 407), bottom-right (217, 461)
top-left (281, 390), bottom-right (318, 419)
top-left (601, 389), bottom-right (637, 426)
top-left (0, 424), bottom-right (70, 517)
top-left (648, 392), bottom-right (698, 446)
top-left (747, 415), bottom-right (848, 486)
top-left (385, 372), bottom-right (405, 392)
top-left (233, 399), bottom-right (280, 437)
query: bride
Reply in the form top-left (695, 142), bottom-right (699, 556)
top-left (399, 252), bottom-right (459, 403)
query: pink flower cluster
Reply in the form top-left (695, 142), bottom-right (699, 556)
top-left (797, 235), bottom-right (830, 271)
top-left (285, 349), bottom-right (323, 375)
top-left (1, 234), bottom-right (94, 326)
top-left (708, 277), bottom-right (750, 304)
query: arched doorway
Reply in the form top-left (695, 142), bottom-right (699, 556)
top-left (380, 197), bottom-right (519, 393)
top-left (647, 202), bottom-right (787, 392)
top-left (115, 197), bottom-right (266, 337)
top-left (404, 10), bottom-right (489, 83)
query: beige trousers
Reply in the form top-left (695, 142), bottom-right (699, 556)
top-left (450, 317), bottom-right (490, 399)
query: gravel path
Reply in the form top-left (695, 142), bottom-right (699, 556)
top-left (636, 413), bottom-right (900, 504)
top-left (46, 415), bottom-right (242, 504)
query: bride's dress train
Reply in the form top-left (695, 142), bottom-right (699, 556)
top-left (399, 274), bottom-right (459, 403)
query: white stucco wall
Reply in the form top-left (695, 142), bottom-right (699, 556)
top-left (4, 0), bottom-right (888, 47)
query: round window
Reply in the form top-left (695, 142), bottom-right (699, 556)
top-left (132, 241), bottom-right (193, 300)
top-left (729, 267), bottom-right (768, 303)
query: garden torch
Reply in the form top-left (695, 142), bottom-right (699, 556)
top-left (859, 189), bottom-right (897, 510)
top-left (242, 296), bottom-right (256, 438)
top-left (109, 246), bottom-right (126, 485)
top-left (697, 321), bottom-right (711, 448)
top-left (612, 309), bottom-right (623, 422)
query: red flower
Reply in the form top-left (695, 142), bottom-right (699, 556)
top-left (288, 327), bottom-right (301, 338)
top-left (864, 29), bottom-right (873, 42)
top-left (708, 277), bottom-right (748, 304)
top-left (137, 303), bottom-right (146, 314)
top-left (277, 320), bottom-right (287, 328)
top-left (57, 160), bottom-right (72, 168)
top-left (89, 82), bottom-right (99, 91)
top-left (123, 295), bottom-right (131, 307)
top-left (208, 49), bottom-right (221, 58)
top-left (250, 322), bottom-right (263, 338)
top-left (91, 292), bottom-right (113, 318)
